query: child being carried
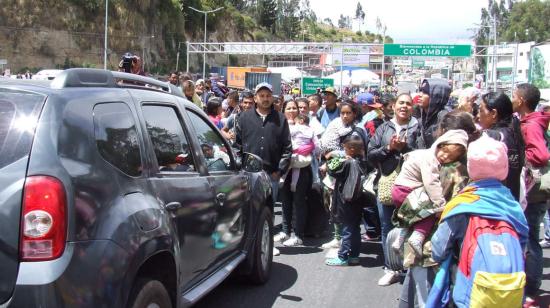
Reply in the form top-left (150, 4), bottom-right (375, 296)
top-left (391, 129), bottom-right (469, 257)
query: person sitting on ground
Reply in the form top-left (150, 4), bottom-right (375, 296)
top-left (391, 129), bottom-right (469, 259)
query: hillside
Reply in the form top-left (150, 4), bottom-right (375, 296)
top-left (1, 0), bottom-right (392, 74)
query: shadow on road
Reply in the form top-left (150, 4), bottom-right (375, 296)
top-left (194, 261), bottom-right (299, 308)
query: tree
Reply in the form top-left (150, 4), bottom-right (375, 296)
top-left (257, 0), bottom-right (278, 33)
top-left (502, 0), bottom-right (550, 43)
top-left (355, 2), bottom-right (365, 21)
top-left (338, 14), bottom-right (350, 29)
top-left (323, 18), bottom-right (334, 27)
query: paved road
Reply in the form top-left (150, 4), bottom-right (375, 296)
top-left (196, 206), bottom-right (550, 308)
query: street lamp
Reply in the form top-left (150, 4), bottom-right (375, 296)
top-left (189, 6), bottom-right (224, 79)
top-left (104, 0), bottom-right (108, 70)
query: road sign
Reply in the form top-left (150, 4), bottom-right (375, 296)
top-left (302, 77), bottom-right (334, 95)
top-left (393, 59), bottom-right (412, 66)
top-left (413, 59), bottom-right (425, 68)
top-left (384, 44), bottom-right (471, 57)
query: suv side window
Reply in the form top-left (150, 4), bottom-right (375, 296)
top-left (93, 103), bottom-right (143, 177)
top-left (187, 111), bottom-right (233, 172)
top-left (142, 105), bottom-right (196, 172)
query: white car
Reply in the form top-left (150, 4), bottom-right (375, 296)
top-left (32, 69), bottom-right (64, 80)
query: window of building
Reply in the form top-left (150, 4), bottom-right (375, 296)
top-left (520, 52), bottom-right (523, 56)
top-left (518, 69), bottom-right (523, 74)
top-left (142, 105), bottom-right (196, 172)
top-left (187, 111), bottom-right (233, 172)
top-left (94, 103), bottom-right (142, 176)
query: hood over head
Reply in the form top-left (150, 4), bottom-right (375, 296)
top-left (431, 129), bottom-right (469, 152)
top-left (421, 78), bottom-right (451, 124)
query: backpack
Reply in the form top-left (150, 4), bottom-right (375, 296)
top-left (453, 216), bottom-right (526, 308)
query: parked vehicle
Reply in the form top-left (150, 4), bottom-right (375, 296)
top-left (31, 69), bottom-right (64, 80)
top-left (0, 69), bottom-right (274, 308)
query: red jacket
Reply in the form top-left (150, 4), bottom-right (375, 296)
top-left (520, 111), bottom-right (550, 168)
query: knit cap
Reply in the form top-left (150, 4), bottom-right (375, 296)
top-left (467, 133), bottom-right (509, 181)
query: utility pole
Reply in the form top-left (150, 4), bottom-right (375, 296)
top-left (189, 6), bottom-right (224, 79)
top-left (380, 24), bottom-right (387, 88)
top-left (103, 0), bottom-right (108, 70)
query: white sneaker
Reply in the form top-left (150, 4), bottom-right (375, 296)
top-left (274, 232), bottom-right (289, 243)
top-left (321, 238), bottom-right (341, 249)
top-left (378, 270), bottom-right (400, 286)
top-left (273, 247), bottom-right (280, 256)
top-left (283, 235), bottom-right (303, 247)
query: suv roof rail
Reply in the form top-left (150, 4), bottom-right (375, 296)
top-left (51, 68), bottom-right (184, 97)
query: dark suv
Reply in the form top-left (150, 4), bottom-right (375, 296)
top-left (0, 69), bottom-right (274, 308)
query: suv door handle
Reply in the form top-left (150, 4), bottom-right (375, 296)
top-left (216, 193), bottom-right (227, 205)
top-left (165, 202), bottom-right (182, 211)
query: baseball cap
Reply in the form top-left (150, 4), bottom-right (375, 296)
top-left (322, 87), bottom-right (338, 96)
top-left (357, 93), bottom-right (382, 108)
top-left (255, 82), bottom-right (273, 93)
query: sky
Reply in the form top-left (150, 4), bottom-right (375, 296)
top-left (311, 0), bottom-right (487, 44)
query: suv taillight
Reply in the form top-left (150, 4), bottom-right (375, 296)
top-left (20, 176), bottom-right (67, 261)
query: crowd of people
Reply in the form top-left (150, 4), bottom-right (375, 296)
top-left (213, 76), bottom-right (549, 308)
top-left (116, 58), bottom-right (550, 307)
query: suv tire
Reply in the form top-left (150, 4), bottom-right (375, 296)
top-left (245, 206), bottom-right (273, 284)
top-left (128, 278), bottom-right (173, 308)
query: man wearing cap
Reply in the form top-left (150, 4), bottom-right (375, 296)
top-left (235, 82), bottom-right (292, 246)
top-left (357, 92), bottom-right (382, 129)
top-left (319, 87), bottom-right (340, 128)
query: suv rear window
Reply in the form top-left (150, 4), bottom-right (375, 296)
top-left (0, 88), bottom-right (46, 169)
top-left (93, 103), bottom-right (143, 176)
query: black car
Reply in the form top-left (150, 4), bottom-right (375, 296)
top-left (0, 69), bottom-right (274, 308)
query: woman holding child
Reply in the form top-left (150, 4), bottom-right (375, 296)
top-left (274, 100), bottom-right (318, 247)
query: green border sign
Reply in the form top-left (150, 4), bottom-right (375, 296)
top-left (384, 44), bottom-right (471, 57)
top-left (302, 77), bottom-right (334, 95)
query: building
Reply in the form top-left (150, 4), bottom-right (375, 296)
top-left (486, 41), bottom-right (536, 86)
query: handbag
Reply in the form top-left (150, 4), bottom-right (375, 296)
top-left (377, 159), bottom-right (402, 206)
top-left (362, 170), bottom-right (378, 196)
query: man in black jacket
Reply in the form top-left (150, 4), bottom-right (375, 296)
top-left (235, 82), bottom-right (292, 256)
top-left (235, 82), bottom-right (292, 179)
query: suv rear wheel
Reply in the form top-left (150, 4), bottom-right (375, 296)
top-left (245, 206), bottom-right (273, 284)
top-left (128, 278), bottom-right (173, 308)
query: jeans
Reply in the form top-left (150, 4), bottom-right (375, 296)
top-left (544, 208), bottom-right (550, 241)
top-left (280, 167), bottom-right (312, 238)
top-left (338, 216), bottom-right (361, 260)
top-left (271, 177), bottom-right (279, 207)
top-left (377, 197), bottom-right (396, 268)
top-left (362, 205), bottom-right (381, 237)
top-left (398, 266), bottom-right (436, 308)
top-left (524, 201), bottom-right (549, 297)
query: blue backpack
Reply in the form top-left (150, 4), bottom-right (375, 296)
top-left (452, 216), bottom-right (526, 308)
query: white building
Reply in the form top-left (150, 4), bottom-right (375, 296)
top-left (486, 41), bottom-right (535, 85)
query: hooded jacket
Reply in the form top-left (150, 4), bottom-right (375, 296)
top-left (417, 79), bottom-right (451, 149)
top-left (520, 111), bottom-right (550, 168)
top-left (395, 129), bottom-right (469, 207)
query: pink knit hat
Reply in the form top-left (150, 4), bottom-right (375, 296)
top-left (467, 133), bottom-right (509, 181)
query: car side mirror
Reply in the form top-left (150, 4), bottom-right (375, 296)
top-left (241, 152), bottom-right (264, 173)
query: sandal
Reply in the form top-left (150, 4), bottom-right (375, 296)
top-left (325, 257), bottom-right (348, 266)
